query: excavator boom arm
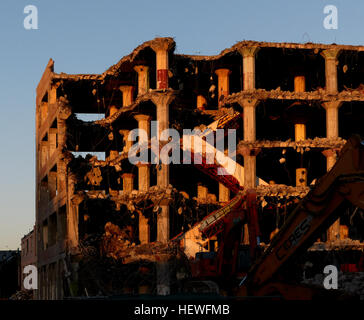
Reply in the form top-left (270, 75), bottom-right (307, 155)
top-left (246, 135), bottom-right (364, 290)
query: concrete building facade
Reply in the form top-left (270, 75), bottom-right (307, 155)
top-left (35, 38), bottom-right (364, 299)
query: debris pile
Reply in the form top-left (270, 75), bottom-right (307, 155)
top-left (256, 184), bottom-right (310, 198)
top-left (238, 137), bottom-right (346, 150)
top-left (101, 222), bottom-right (178, 263)
top-left (9, 290), bottom-right (33, 300)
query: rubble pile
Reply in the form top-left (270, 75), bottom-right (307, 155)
top-left (101, 222), bottom-right (178, 263)
top-left (238, 137), bottom-right (346, 150)
top-left (310, 239), bottom-right (364, 251)
top-left (9, 290), bottom-right (33, 300)
top-left (223, 88), bottom-right (364, 105)
top-left (256, 184), bottom-right (310, 198)
top-left (112, 185), bottom-right (176, 207)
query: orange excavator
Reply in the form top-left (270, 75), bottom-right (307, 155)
top-left (236, 135), bottom-right (364, 299)
top-left (177, 134), bottom-right (364, 299)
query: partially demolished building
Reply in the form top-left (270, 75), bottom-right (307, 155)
top-left (35, 37), bottom-right (364, 299)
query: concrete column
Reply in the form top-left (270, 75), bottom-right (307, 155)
top-left (137, 163), bottom-right (151, 244)
top-left (119, 130), bottom-right (133, 153)
top-left (134, 113), bottom-right (152, 189)
top-left (215, 68), bottom-right (231, 107)
top-left (321, 49), bottom-right (341, 94)
top-left (41, 101), bottom-right (48, 123)
top-left (296, 168), bottom-right (308, 187)
top-left (294, 75), bottom-right (306, 92)
top-left (157, 100), bottom-right (169, 190)
top-left (151, 38), bottom-right (174, 90)
top-left (197, 95), bottom-right (207, 110)
top-left (239, 46), bottom-right (260, 91)
top-left (119, 86), bottom-right (134, 107)
top-left (134, 65), bottom-right (150, 95)
top-left (108, 106), bottom-right (119, 161)
top-left (67, 175), bottom-right (80, 249)
top-left (219, 183), bottom-right (230, 203)
top-left (151, 94), bottom-right (175, 188)
top-left (49, 85), bottom-right (57, 105)
top-left (219, 150), bottom-right (230, 203)
top-left (40, 141), bottom-right (48, 169)
top-left (134, 114), bottom-right (151, 141)
top-left (134, 114), bottom-right (152, 244)
top-left (122, 173), bottom-right (134, 192)
top-left (323, 101), bottom-right (342, 170)
top-left (151, 93), bottom-right (175, 242)
top-left (323, 100), bottom-right (342, 241)
top-left (294, 75), bottom-right (307, 186)
top-left (137, 163), bottom-right (151, 192)
top-left (197, 184), bottom-right (208, 201)
top-left (57, 119), bottom-right (67, 150)
top-left (324, 101), bottom-right (341, 140)
top-left (49, 129), bottom-right (57, 155)
top-left (239, 99), bottom-right (259, 188)
top-left (57, 160), bottom-right (67, 194)
top-left (295, 123), bottom-right (306, 141)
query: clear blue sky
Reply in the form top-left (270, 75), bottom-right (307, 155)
top-left (0, 0), bottom-right (362, 249)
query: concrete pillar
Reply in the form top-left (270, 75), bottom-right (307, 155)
top-left (41, 101), bottom-right (48, 123)
top-left (151, 94), bottom-right (174, 188)
top-left (197, 184), bottom-right (208, 201)
top-left (134, 114), bottom-right (152, 244)
top-left (40, 141), bottom-right (48, 169)
top-left (57, 160), bottom-right (67, 194)
top-left (137, 165), bottom-right (151, 244)
top-left (57, 119), bottom-right (67, 149)
top-left (139, 213), bottom-right (150, 244)
top-left (219, 148), bottom-right (230, 202)
top-left (322, 100), bottom-right (342, 241)
top-left (296, 168), bottom-right (308, 187)
top-left (119, 86), bottom-right (134, 106)
top-left (49, 129), bottom-right (57, 155)
top-left (215, 68), bottom-right (231, 107)
top-left (323, 101), bottom-right (342, 170)
top-left (134, 114), bottom-right (151, 141)
top-left (67, 176), bottom-right (80, 250)
top-left (137, 163), bottom-right (151, 192)
top-left (107, 106), bottom-right (119, 162)
top-left (219, 183), bottom-right (230, 203)
top-left (295, 123), bottom-right (306, 141)
top-left (321, 49), bottom-right (341, 94)
top-left (119, 130), bottom-right (133, 153)
top-left (293, 75), bottom-right (307, 186)
top-left (238, 99), bottom-right (259, 188)
top-left (239, 46), bottom-right (260, 91)
top-left (294, 75), bottom-right (306, 92)
top-left (197, 95), bottom-right (207, 110)
top-left (151, 39), bottom-right (174, 90)
top-left (151, 93), bottom-right (175, 242)
top-left (134, 65), bottom-right (150, 95)
top-left (49, 85), bottom-right (57, 105)
top-left (122, 173), bottom-right (134, 192)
